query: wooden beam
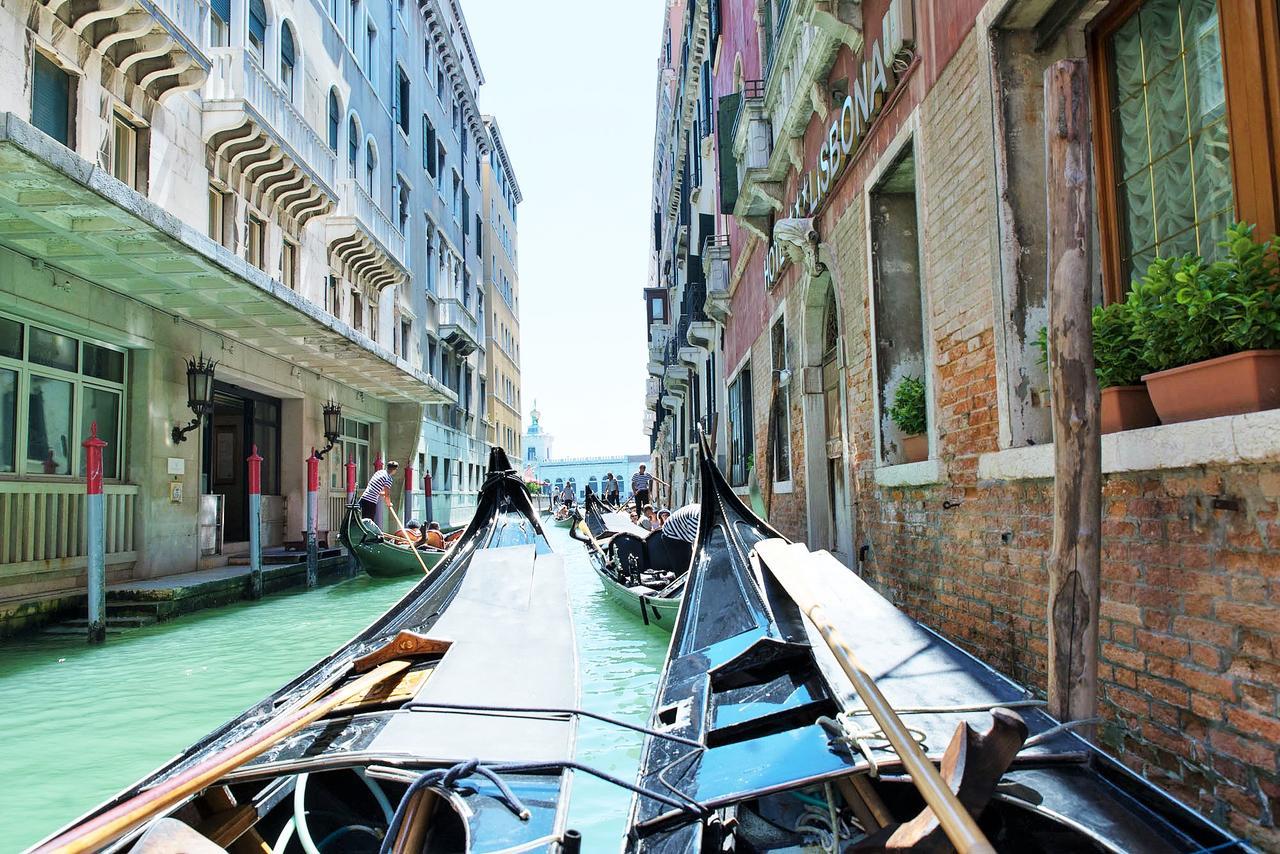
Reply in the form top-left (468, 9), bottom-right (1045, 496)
top-left (1043, 59), bottom-right (1101, 727)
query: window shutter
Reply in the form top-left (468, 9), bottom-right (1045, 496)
top-left (31, 53), bottom-right (71, 147)
top-left (328, 92), bottom-right (339, 149)
top-left (281, 26), bottom-right (296, 66)
top-left (210, 0), bottom-right (230, 24)
top-left (249, 0), bottom-right (267, 44)
top-left (716, 92), bottom-right (741, 214)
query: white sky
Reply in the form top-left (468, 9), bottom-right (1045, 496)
top-left (463, 0), bottom-right (663, 458)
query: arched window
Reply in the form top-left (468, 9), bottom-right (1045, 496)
top-left (280, 23), bottom-right (297, 97)
top-left (327, 90), bottom-right (340, 151)
top-left (347, 115), bottom-right (359, 177)
top-left (247, 0), bottom-right (267, 61)
top-left (365, 140), bottom-right (377, 196)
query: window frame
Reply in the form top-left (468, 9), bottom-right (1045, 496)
top-left (110, 111), bottom-right (138, 189)
top-left (768, 312), bottom-right (792, 489)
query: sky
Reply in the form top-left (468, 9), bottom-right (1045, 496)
top-left (462, 0), bottom-right (663, 458)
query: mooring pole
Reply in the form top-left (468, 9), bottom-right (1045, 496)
top-left (305, 450), bottom-right (319, 589)
top-left (84, 422), bottom-right (107, 645)
top-left (372, 452), bottom-right (385, 530)
top-left (247, 445), bottom-right (263, 600)
top-left (423, 471), bottom-right (433, 525)
top-left (1044, 59), bottom-right (1101, 728)
top-left (345, 454), bottom-right (358, 574)
top-left (404, 460), bottom-right (415, 524)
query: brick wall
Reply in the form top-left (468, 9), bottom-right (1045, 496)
top-left (735, 24), bottom-right (1280, 849)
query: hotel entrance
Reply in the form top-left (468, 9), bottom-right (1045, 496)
top-left (202, 383), bottom-right (281, 544)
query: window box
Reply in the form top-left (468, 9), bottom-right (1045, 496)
top-left (874, 458), bottom-right (945, 488)
top-left (1142, 350), bottom-right (1280, 425)
top-left (1101, 385), bottom-right (1158, 434)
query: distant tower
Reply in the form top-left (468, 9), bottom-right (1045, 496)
top-left (523, 400), bottom-right (554, 465)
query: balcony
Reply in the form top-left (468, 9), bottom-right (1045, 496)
top-left (204, 48), bottom-right (335, 230)
top-left (326, 179), bottom-right (407, 293)
top-left (438, 297), bottom-right (481, 356)
top-left (733, 83), bottom-right (781, 238)
top-left (703, 234), bottom-right (732, 322)
top-left (39, 0), bottom-right (210, 101)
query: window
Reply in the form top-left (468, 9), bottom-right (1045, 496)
top-left (352, 292), bottom-right (364, 332)
top-left (365, 22), bottom-right (377, 77)
top-left (436, 142), bottom-right (447, 192)
top-left (400, 319), bottom-right (412, 358)
top-left (461, 129), bottom-right (468, 161)
top-left (329, 0), bottom-right (340, 25)
top-left (280, 24), bottom-right (297, 97)
top-left (0, 316), bottom-right (126, 478)
top-left (325, 275), bottom-right (341, 315)
top-left (423, 115), bottom-right (438, 177)
top-left (395, 177), bottom-right (409, 233)
top-left (437, 68), bottom-right (445, 101)
top-left (396, 68), bottom-right (410, 135)
top-left (210, 0), bottom-right (230, 45)
top-left (769, 317), bottom-right (791, 483)
top-left (347, 116), bottom-right (359, 177)
top-left (452, 171), bottom-right (462, 222)
top-left (365, 140), bottom-right (377, 197)
top-left (424, 41), bottom-right (432, 75)
top-left (869, 146), bottom-right (928, 465)
top-left (247, 214), bottom-right (265, 269)
top-left (451, 99), bottom-right (460, 135)
top-left (281, 239), bottom-right (297, 289)
top-left (247, 0), bottom-right (267, 61)
top-left (109, 113), bottom-right (138, 189)
top-left (338, 417), bottom-right (370, 489)
top-left (324, 91), bottom-right (340, 151)
top-left (462, 188), bottom-right (470, 229)
top-left (1094, 0), bottom-right (1234, 297)
top-left (728, 365), bottom-right (754, 486)
top-left (474, 213), bottom-right (482, 251)
top-left (348, 0), bottom-right (360, 44)
top-left (208, 186), bottom-right (226, 245)
top-left (31, 53), bottom-right (72, 148)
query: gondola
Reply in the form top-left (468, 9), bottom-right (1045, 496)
top-left (551, 504), bottom-right (577, 528)
top-left (625, 436), bottom-right (1251, 853)
top-left (568, 487), bottom-right (684, 631)
top-left (35, 448), bottom-right (581, 854)
top-left (339, 509), bottom-right (463, 578)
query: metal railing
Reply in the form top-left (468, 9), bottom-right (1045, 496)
top-left (0, 482), bottom-right (137, 567)
top-left (205, 48), bottom-right (337, 194)
top-left (336, 179), bottom-right (406, 267)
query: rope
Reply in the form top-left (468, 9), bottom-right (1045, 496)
top-left (818, 714), bottom-right (927, 778)
top-left (1021, 717), bottom-right (1103, 748)
top-left (402, 700), bottom-right (703, 748)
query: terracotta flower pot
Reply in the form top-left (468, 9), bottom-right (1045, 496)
top-left (1100, 385), bottom-right (1159, 434)
top-left (1141, 350), bottom-right (1280, 424)
top-left (902, 433), bottom-right (928, 463)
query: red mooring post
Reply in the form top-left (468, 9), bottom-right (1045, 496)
top-left (372, 452), bottom-right (385, 530)
top-left (305, 450), bottom-right (319, 588)
top-left (84, 423), bottom-right (107, 644)
top-left (344, 454), bottom-right (358, 573)
top-left (247, 445), bottom-right (263, 600)
top-left (422, 471), bottom-right (433, 525)
top-left (403, 462), bottom-right (414, 524)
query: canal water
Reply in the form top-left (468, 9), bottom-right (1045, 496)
top-left (0, 525), bottom-right (669, 850)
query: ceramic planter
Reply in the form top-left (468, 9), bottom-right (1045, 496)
top-left (902, 434), bottom-right (928, 463)
top-left (1142, 350), bottom-right (1280, 424)
top-left (1101, 385), bottom-right (1159, 434)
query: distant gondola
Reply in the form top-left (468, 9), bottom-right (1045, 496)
top-left (34, 448), bottom-right (580, 854)
top-left (624, 435), bottom-right (1251, 853)
top-left (339, 508), bottom-right (464, 578)
top-left (568, 487), bottom-right (684, 631)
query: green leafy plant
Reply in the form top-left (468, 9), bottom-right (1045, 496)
top-left (1129, 223), bottom-right (1280, 372)
top-left (1033, 326), bottom-right (1049, 373)
top-left (525, 481), bottom-right (542, 494)
top-left (888, 376), bottom-right (927, 436)
top-left (1092, 300), bottom-right (1151, 388)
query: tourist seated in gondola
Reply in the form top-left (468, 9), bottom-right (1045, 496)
top-left (391, 519), bottom-right (422, 544)
top-left (421, 521), bottom-right (446, 550)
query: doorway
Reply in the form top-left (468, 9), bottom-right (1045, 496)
top-left (202, 382), bottom-right (281, 543)
top-left (802, 281), bottom-right (853, 565)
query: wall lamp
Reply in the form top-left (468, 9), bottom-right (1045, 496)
top-left (172, 354), bottom-right (217, 444)
top-left (314, 400), bottom-right (343, 459)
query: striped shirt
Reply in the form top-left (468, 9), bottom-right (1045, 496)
top-left (361, 470), bottom-right (394, 503)
top-left (631, 472), bottom-right (653, 493)
top-left (662, 504), bottom-right (700, 544)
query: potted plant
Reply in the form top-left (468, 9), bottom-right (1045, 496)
top-left (888, 375), bottom-right (928, 463)
top-left (1092, 300), bottom-right (1159, 433)
top-left (1131, 223), bottom-right (1280, 424)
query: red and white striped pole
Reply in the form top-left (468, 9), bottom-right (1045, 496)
top-left (403, 461), bottom-right (414, 525)
top-left (247, 445), bottom-right (263, 600)
top-left (344, 454), bottom-right (358, 573)
top-left (305, 450), bottom-right (319, 588)
top-left (372, 452), bottom-right (384, 530)
top-left (84, 422), bottom-right (107, 644)
top-left (422, 471), bottom-right (433, 525)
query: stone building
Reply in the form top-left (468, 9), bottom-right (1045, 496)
top-left (0, 0), bottom-right (507, 633)
top-left (482, 115), bottom-right (523, 459)
top-left (643, 0), bottom-right (1280, 845)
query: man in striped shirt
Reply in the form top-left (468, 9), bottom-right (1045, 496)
top-left (659, 503), bottom-right (700, 575)
top-left (630, 464), bottom-right (667, 508)
top-left (360, 460), bottom-right (398, 521)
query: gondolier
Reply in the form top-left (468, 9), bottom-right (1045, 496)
top-left (659, 503), bottom-right (699, 573)
top-left (631, 464), bottom-right (666, 508)
top-left (603, 471), bottom-right (621, 506)
top-left (359, 460), bottom-right (398, 521)
top-left (560, 481), bottom-right (576, 507)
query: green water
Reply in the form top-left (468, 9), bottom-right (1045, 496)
top-left (0, 526), bottom-right (668, 851)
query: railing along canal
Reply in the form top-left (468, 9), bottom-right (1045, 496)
top-left (0, 482), bottom-right (137, 568)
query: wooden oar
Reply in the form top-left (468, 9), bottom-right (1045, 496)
top-left (383, 491), bottom-right (433, 576)
top-left (753, 539), bottom-right (996, 854)
top-left (34, 630), bottom-right (443, 854)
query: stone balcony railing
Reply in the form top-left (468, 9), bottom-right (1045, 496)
top-left (703, 235), bottom-right (731, 322)
top-left (438, 297), bottom-right (481, 356)
top-left (204, 47), bottom-right (335, 228)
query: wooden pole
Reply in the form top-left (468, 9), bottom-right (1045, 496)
top-left (247, 446), bottom-right (263, 599)
top-left (1044, 59), bottom-right (1101, 726)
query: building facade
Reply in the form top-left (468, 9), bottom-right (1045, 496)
top-left (0, 0), bottom-right (514, 633)
top-left (482, 116), bottom-right (523, 458)
top-left (644, 0), bottom-right (1280, 846)
top-left (521, 406), bottom-right (650, 504)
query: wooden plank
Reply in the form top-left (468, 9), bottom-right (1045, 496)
top-left (1044, 59), bottom-right (1101, 727)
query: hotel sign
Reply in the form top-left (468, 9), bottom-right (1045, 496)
top-left (763, 23), bottom-right (904, 289)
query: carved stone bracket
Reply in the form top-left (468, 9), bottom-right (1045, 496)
top-left (773, 217), bottom-right (825, 278)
